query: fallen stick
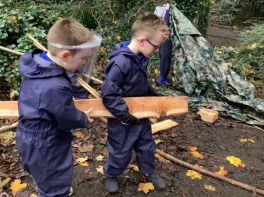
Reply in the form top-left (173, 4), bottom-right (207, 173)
top-left (0, 177), bottom-right (11, 190)
top-left (0, 46), bottom-right (23, 56)
top-left (0, 122), bottom-right (18, 134)
top-left (156, 149), bottom-right (264, 196)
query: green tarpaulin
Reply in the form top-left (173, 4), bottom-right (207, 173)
top-left (162, 6), bottom-right (264, 125)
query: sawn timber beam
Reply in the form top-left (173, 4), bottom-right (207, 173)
top-left (0, 96), bottom-right (188, 119)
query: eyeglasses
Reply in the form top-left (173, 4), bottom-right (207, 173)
top-left (145, 39), bottom-right (159, 50)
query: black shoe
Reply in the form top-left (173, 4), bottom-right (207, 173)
top-left (144, 174), bottom-right (166, 190)
top-left (105, 177), bottom-right (119, 193)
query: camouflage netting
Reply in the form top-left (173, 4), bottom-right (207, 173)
top-left (161, 6), bottom-right (264, 125)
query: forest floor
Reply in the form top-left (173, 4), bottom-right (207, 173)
top-left (1, 108), bottom-right (264, 197)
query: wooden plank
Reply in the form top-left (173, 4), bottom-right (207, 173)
top-left (0, 96), bottom-right (188, 119)
top-left (152, 119), bottom-right (178, 134)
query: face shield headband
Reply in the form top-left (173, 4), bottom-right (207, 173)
top-left (49, 34), bottom-right (102, 84)
top-left (49, 34), bottom-right (102, 49)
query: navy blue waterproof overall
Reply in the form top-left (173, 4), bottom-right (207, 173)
top-left (158, 9), bottom-right (172, 80)
top-left (101, 42), bottom-right (157, 177)
top-left (16, 49), bottom-right (88, 197)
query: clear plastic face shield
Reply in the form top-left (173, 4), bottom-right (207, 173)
top-left (49, 33), bottom-right (102, 83)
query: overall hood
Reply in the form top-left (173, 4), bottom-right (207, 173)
top-left (19, 49), bottom-right (66, 79)
top-left (109, 41), bottom-right (149, 69)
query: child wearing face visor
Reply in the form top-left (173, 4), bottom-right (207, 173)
top-left (101, 13), bottom-right (169, 193)
top-left (16, 18), bottom-right (101, 197)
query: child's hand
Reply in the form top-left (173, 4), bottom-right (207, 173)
top-left (85, 108), bottom-right (94, 123)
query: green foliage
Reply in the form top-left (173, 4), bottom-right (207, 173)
top-left (233, 23), bottom-right (264, 81)
top-left (210, 0), bottom-right (263, 26)
top-left (0, 0), bottom-right (72, 99)
top-left (219, 23), bottom-right (264, 82)
top-left (173, 0), bottom-right (213, 34)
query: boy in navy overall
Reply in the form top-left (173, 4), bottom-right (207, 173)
top-left (101, 13), bottom-right (170, 193)
top-left (16, 18), bottom-right (101, 197)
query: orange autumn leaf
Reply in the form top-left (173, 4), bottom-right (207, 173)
top-left (226, 156), bottom-right (245, 168)
top-left (239, 138), bottom-right (255, 143)
top-left (10, 179), bottom-right (27, 196)
top-left (186, 170), bottom-right (202, 180)
top-left (189, 146), bottom-right (197, 152)
top-left (190, 151), bottom-right (204, 159)
top-left (138, 182), bottom-right (154, 194)
top-left (215, 166), bottom-right (228, 176)
top-left (189, 146), bottom-right (204, 159)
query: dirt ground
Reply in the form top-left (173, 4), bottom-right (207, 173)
top-left (1, 109), bottom-right (264, 197)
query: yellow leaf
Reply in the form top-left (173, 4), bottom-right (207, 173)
top-left (76, 157), bottom-right (89, 167)
top-left (186, 170), bottom-right (202, 180)
top-left (95, 155), bottom-right (104, 161)
top-left (0, 131), bottom-right (13, 141)
top-left (247, 43), bottom-right (257, 49)
top-left (155, 153), bottom-right (171, 164)
top-left (204, 184), bottom-right (216, 191)
top-left (138, 182), bottom-right (154, 194)
top-left (10, 16), bottom-right (18, 24)
top-left (12, 140), bottom-right (16, 145)
top-left (226, 156), bottom-right (245, 168)
top-left (96, 165), bottom-right (104, 174)
top-left (10, 179), bottom-right (27, 196)
top-left (129, 164), bottom-right (139, 172)
top-left (239, 138), bottom-right (255, 143)
top-left (115, 35), bottom-right (122, 41)
top-left (155, 139), bottom-right (163, 145)
top-left (215, 166), bottom-right (228, 176)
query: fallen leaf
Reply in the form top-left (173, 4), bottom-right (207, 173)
top-left (95, 155), bottom-right (104, 161)
top-left (0, 131), bottom-right (13, 141)
top-left (239, 138), bottom-right (255, 143)
top-left (155, 153), bottom-right (171, 164)
top-left (204, 184), bottom-right (216, 191)
top-left (10, 179), bottom-right (27, 196)
top-left (186, 170), bottom-right (202, 180)
top-left (138, 182), bottom-right (154, 194)
top-left (216, 166), bottom-right (228, 176)
top-left (12, 140), bottom-right (16, 145)
top-left (226, 156), bottom-right (245, 168)
top-left (155, 139), bottom-right (163, 145)
top-left (74, 131), bottom-right (85, 139)
top-left (190, 151), bottom-right (204, 159)
top-left (189, 146), bottom-right (197, 152)
top-left (129, 164), bottom-right (139, 172)
top-left (96, 165), bottom-right (104, 174)
top-left (76, 157), bottom-right (89, 166)
top-left (189, 146), bottom-right (204, 159)
top-left (79, 144), bottom-right (94, 153)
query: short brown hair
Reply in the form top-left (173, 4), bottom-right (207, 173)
top-left (47, 18), bottom-right (93, 54)
top-left (132, 12), bottom-right (169, 39)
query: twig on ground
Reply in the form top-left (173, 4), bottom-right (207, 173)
top-left (156, 149), bottom-right (264, 196)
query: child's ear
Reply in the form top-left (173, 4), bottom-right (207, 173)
top-left (60, 50), bottom-right (71, 61)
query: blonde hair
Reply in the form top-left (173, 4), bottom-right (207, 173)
top-left (132, 12), bottom-right (169, 40)
top-left (47, 18), bottom-right (93, 54)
